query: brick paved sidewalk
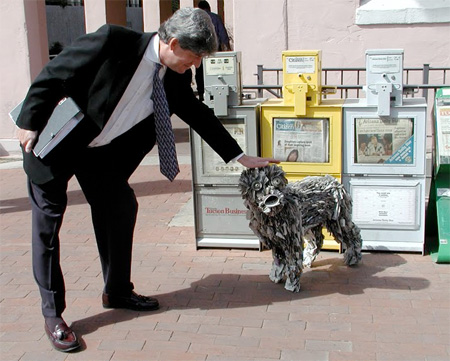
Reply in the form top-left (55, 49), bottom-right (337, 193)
top-left (1, 125), bottom-right (449, 360)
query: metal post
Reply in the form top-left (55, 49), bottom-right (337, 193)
top-left (422, 64), bottom-right (430, 101)
top-left (256, 65), bottom-right (263, 98)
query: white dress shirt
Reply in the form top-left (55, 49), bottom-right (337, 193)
top-left (89, 34), bottom-right (165, 147)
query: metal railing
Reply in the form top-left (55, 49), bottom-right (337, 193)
top-left (245, 64), bottom-right (449, 101)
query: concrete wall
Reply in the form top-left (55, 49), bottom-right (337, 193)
top-left (233, 0), bottom-right (450, 86)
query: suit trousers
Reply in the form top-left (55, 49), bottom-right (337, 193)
top-left (28, 116), bottom-right (156, 317)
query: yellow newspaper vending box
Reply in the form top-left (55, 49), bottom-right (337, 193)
top-left (261, 50), bottom-right (344, 250)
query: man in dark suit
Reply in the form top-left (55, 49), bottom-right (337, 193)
top-left (16, 7), bottom-right (277, 352)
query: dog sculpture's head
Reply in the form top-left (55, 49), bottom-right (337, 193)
top-left (239, 165), bottom-right (288, 215)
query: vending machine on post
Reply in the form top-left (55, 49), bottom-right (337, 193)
top-left (342, 49), bottom-right (427, 253)
top-left (260, 50), bottom-right (344, 251)
top-left (426, 87), bottom-right (450, 263)
top-left (191, 51), bottom-right (261, 249)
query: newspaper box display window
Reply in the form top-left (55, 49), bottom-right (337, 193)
top-left (354, 118), bottom-right (414, 165)
top-left (344, 100), bottom-right (426, 175)
top-left (200, 118), bottom-right (246, 177)
top-left (273, 118), bottom-right (330, 163)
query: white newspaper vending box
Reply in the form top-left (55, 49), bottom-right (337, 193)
top-left (191, 52), bottom-right (261, 249)
top-left (343, 49), bottom-right (427, 252)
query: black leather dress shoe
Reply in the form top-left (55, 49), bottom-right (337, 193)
top-left (44, 321), bottom-right (80, 352)
top-left (102, 291), bottom-right (159, 311)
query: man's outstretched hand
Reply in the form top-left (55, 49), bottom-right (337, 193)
top-left (237, 154), bottom-right (280, 168)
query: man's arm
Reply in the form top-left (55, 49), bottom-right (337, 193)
top-left (166, 69), bottom-right (279, 168)
top-left (166, 69), bottom-right (242, 161)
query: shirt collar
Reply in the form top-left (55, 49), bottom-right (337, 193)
top-left (144, 34), bottom-right (162, 66)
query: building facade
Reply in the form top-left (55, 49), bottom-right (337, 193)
top-left (1, 0), bottom-right (449, 154)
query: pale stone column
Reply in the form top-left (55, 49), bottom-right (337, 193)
top-left (0, 0), bottom-right (49, 149)
top-left (143, 0), bottom-right (161, 32)
top-left (223, 0), bottom-right (233, 49)
top-left (180, 0), bottom-right (194, 9)
top-left (84, 0), bottom-right (107, 33)
top-left (209, 0), bottom-right (218, 13)
top-left (85, 0), bottom-right (127, 33)
top-left (23, 0), bottom-right (49, 80)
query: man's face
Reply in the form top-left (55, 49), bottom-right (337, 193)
top-left (161, 38), bottom-right (203, 74)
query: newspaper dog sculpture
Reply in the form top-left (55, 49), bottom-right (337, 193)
top-left (239, 165), bottom-right (362, 292)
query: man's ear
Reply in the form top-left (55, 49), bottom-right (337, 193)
top-left (168, 38), bottom-right (179, 51)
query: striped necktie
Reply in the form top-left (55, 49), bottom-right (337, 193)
top-left (151, 63), bottom-right (180, 181)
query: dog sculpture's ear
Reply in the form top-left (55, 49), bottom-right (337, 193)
top-left (239, 168), bottom-right (253, 198)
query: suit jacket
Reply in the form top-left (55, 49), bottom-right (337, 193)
top-left (17, 25), bottom-right (243, 184)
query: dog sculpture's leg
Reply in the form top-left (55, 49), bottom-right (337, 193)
top-left (285, 274), bottom-right (301, 292)
top-left (341, 220), bottom-right (363, 266)
top-left (284, 257), bottom-right (302, 292)
top-left (283, 236), bottom-right (303, 292)
top-left (326, 185), bottom-right (363, 266)
top-left (302, 227), bottom-right (323, 268)
top-left (269, 249), bottom-right (285, 284)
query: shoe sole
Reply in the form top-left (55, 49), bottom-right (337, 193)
top-left (49, 341), bottom-right (81, 353)
top-left (102, 303), bottom-right (159, 311)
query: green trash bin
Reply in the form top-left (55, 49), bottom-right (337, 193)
top-left (426, 87), bottom-right (450, 263)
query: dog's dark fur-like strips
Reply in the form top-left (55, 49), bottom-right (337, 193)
top-left (239, 165), bottom-right (362, 292)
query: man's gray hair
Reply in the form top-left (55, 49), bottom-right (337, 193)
top-left (158, 7), bottom-right (218, 56)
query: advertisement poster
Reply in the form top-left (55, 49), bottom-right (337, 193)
top-left (202, 121), bottom-right (246, 175)
top-left (273, 118), bottom-right (329, 163)
top-left (436, 105), bottom-right (450, 164)
top-left (352, 186), bottom-right (419, 229)
top-left (367, 54), bottom-right (402, 74)
top-left (355, 118), bottom-right (414, 164)
top-left (285, 56), bottom-right (316, 74)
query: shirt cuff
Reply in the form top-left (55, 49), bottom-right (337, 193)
top-left (231, 153), bottom-right (244, 162)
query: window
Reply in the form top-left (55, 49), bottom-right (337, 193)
top-left (46, 0), bottom-right (84, 6)
top-left (127, 0), bottom-right (142, 7)
top-left (355, 0), bottom-right (450, 25)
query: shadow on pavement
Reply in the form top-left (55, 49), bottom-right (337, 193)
top-left (0, 179), bottom-right (192, 214)
top-left (70, 253), bottom-right (429, 340)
